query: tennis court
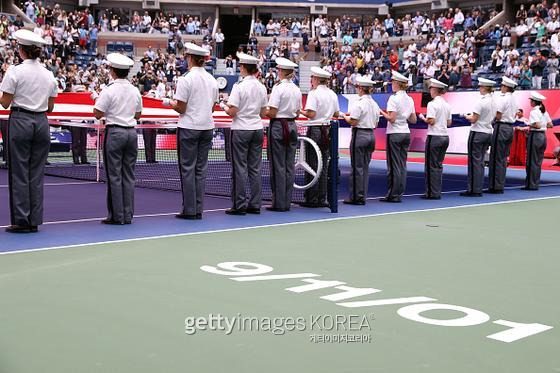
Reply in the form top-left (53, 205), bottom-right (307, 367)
top-left (0, 154), bottom-right (559, 372)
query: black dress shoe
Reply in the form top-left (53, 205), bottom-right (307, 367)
top-left (5, 225), bottom-right (34, 233)
top-left (265, 206), bottom-right (289, 212)
top-left (101, 219), bottom-right (124, 225)
top-left (81, 160), bottom-right (91, 165)
top-left (225, 208), bottom-right (246, 215)
top-left (421, 195), bottom-right (441, 200)
top-left (379, 197), bottom-right (401, 203)
top-left (175, 213), bottom-right (199, 220)
top-left (459, 191), bottom-right (483, 197)
top-left (246, 208), bottom-right (261, 214)
top-left (342, 199), bottom-right (366, 205)
top-left (484, 189), bottom-right (504, 194)
top-left (29, 226), bottom-right (38, 232)
top-left (521, 187), bottom-right (538, 191)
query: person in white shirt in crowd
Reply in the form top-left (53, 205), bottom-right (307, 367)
top-left (461, 77), bottom-right (497, 197)
top-left (290, 38), bottom-right (300, 61)
top-left (380, 71), bottom-right (417, 203)
top-left (220, 53), bottom-right (268, 215)
top-left (342, 76), bottom-right (379, 205)
top-left (0, 30), bottom-right (57, 233)
top-left (264, 57), bottom-right (301, 212)
top-left (93, 53), bottom-right (142, 225)
top-left (164, 43), bottom-right (218, 219)
top-left (214, 28), bottom-right (225, 59)
top-left (299, 66), bottom-right (339, 208)
top-left (487, 77), bottom-right (518, 194)
top-left (523, 92), bottom-right (552, 190)
top-left (547, 52), bottom-right (559, 89)
top-left (418, 78), bottom-right (451, 200)
top-left (453, 8), bottom-right (465, 32)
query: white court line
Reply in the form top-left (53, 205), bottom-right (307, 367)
top-left (2, 194), bottom-right (560, 256)
top-left (2, 183), bottom-right (559, 229)
top-left (0, 181), bottom-right (99, 188)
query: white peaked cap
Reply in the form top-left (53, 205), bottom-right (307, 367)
top-left (429, 78), bottom-right (448, 89)
top-left (310, 66), bottom-right (332, 79)
top-left (355, 76), bottom-right (374, 87)
top-left (14, 29), bottom-right (47, 47)
top-left (501, 76), bottom-right (518, 88)
top-left (185, 42), bottom-right (210, 56)
top-left (275, 57), bottom-right (298, 70)
top-left (237, 52), bottom-right (259, 65)
top-left (391, 70), bottom-right (409, 83)
top-left (107, 53), bottom-right (134, 69)
top-left (478, 77), bottom-right (496, 87)
top-left (531, 91), bottom-right (546, 101)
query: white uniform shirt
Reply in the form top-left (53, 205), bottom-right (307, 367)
top-left (174, 66), bottom-right (219, 130)
top-left (227, 75), bottom-right (267, 130)
top-left (94, 79), bottom-right (142, 127)
top-left (426, 95), bottom-right (451, 136)
top-left (268, 79), bottom-right (302, 119)
top-left (349, 95), bottom-right (380, 129)
top-left (471, 93), bottom-right (496, 134)
top-left (304, 85), bottom-right (339, 126)
top-left (529, 107), bottom-right (549, 132)
top-left (386, 90), bottom-right (414, 134)
top-left (0, 59), bottom-right (58, 112)
top-left (497, 92), bottom-right (517, 124)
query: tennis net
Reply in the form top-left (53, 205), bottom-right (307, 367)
top-left (43, 120), bottom-right (339, 212)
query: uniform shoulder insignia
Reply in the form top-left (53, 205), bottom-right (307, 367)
top-left (106, 82), bottom-right (114, 87)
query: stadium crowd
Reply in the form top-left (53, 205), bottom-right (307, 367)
top-left (1, 1), bottom-right (559, 98)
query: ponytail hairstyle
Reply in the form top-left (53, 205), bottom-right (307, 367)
top-left (539, 102), bottom-right (546, 114)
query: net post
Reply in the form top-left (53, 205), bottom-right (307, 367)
top-left (328, 120), bottom-right (339, 213)
top-left (96, 122), bottom-right (101, 182)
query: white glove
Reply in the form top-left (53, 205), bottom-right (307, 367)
top-left (219, 102), bottom-right (228, 111)
top-left (418, 113), bottom-right (426, 121)
top-left (90, 92), bottom-right (99, 101)
top-left (162, 98), bottom-right (171, 107)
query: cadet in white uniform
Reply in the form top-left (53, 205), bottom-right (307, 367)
top-left (380, 70), bottom-right (417, 203)
top-left (299, 66), bottom-right (339, 208)
top-left (523, 92), bottom-right (551, 190)
top-left (343, 76), bottom-right (380, 205)
top-left (165, 43), bottom-right (218, 219)
top-left (487, 76), bottom-right (518, 194)
top-left (419, 78), bottom-right (451, 200)
top-left (462, 77), bottom-right (497, 197)
top-left (265, 57), bottom-right (302, 212)
top-left (93, 53), bottom-right (142, 225)
top-left (221, 53), bottom-right (268, 215)
top-left (0, 29), bottom-right (57, 233)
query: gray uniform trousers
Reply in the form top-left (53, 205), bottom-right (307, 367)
top-left (268, 119), bottom-right (298, 210)
top-left (103, 126), bottom-right (138, 224)
top-left (70, 126), bottom-right (88, 163)
top-left (304, 125), bottom-right (330, 204)
top-left (525, 131), bottom-right (547, 189)
top-left (349, 128), bottom-right (375, 202)
top-left (177, 128), bottom-right (213, 216)
top-left (488, 123), bottom-right (514, 191)
top-left (425, 135), bottom-right (449, 198)
top-left (386, 133), bottom-right (410, 200)
top-left (142, 128), bottom-right (157, 163)
top-left (7, 111), bottom-right (50, 226)
top-left (467, 131), bottom-right (492, 194)
top-left (1, 119), bottom-right (9, 164)
top-left (231, 129), bottom-right (264, 210)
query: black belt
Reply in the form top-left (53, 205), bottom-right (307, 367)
top-left (10, 107), bottom-right (46, 115)
top-left (353, 127), bottom-right (373, 131)
top-left (105, 124), bottom-right (135, 129)
top-left (496, 121), bottom-right (514, 125)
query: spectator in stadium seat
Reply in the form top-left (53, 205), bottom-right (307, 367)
top-left (453, 8), bottom-right (465, 32)
top-left (385, 14), bottom-right (395, 36)
top-left (530, 51), bottom-right (546, 89)
top-left (519, 64), bottom-right (532, 89)
top-left (253, 19), bottom-right (264, 36)
top-left (214, 28), bottom-right (225, 59)
top-left (290, 38), bottom-right (300, 61)
top-left (547, 52), bottom-right (559, 88)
